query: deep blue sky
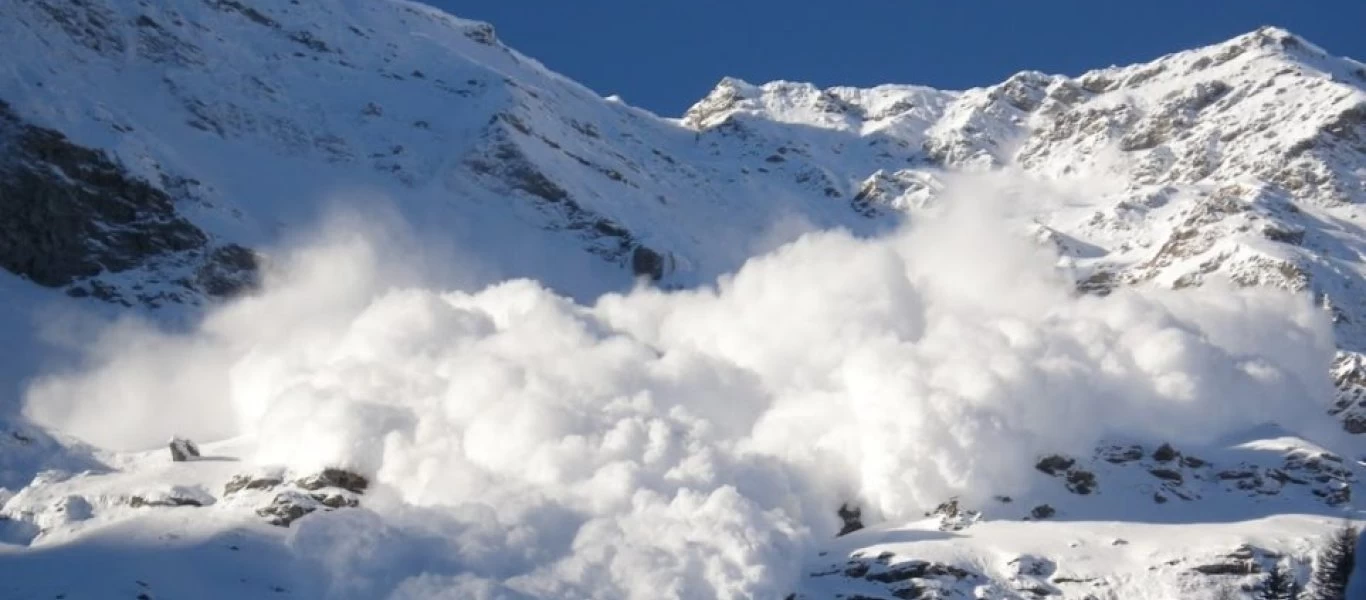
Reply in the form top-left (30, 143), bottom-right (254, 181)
top-left (432, 1), bottom-right (1366, 117)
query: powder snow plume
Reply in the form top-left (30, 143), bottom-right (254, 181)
top-left (21, 175), bottom-right (1340, 599)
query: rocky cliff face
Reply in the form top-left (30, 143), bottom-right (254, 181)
top-left (0, 99), bottom-right (256, 306)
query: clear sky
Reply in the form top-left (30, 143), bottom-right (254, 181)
top-left (431, 1), bottom-right (1366, 117)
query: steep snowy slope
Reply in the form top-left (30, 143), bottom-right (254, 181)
top-left (0, 0), bottom-right (903, 308)
top-left (2, 1), bottom-right (1366, 599)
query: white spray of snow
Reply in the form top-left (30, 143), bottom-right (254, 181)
top-left (20, 176), bottom-right (1340, 598)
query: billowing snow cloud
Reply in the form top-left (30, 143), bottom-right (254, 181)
top-left (22, 176), bottom-right (1339, 598)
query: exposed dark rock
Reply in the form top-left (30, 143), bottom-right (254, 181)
top-left (1065, 469), bottom-right (1098, 495)
top-left (288, 30), bottom-right (335, 53)
top-left (462, 22), bottom-right (497, 45)
top-left (1180, 455), bottom-right (1208, 468)
top-left (224, 474), bottom-right (283, 495)
top-left (1030, 504), bottom-right (1056, 520)
top-left (130, 491), bottom-right (204, 508)
top-left (1191, 562), bottom-right (1256, 576)
top-left (1149, 468), bottom-right (1184, 483)
top-left (1077, 270), bottom-right (1116, 296)
top-left (1265, 468), bottom-right (1307, 485)
top-left (1190, 547), bottom-right (1267, 577)
top-left (310, 492), bottom-right (358, 509)
top-left (836, 503), bottom-right (863, 536)
top-left (1101, 444), bottom-right (1144, 463)
top-left (865, 560), bottom-right (970, 584)
top-left (1152, 443), bottom-right (1180, 462)
top-left (168, 437), bottom-right (199, 462)
top-left (631, 245), bottom-right (666, 281)
top-left (294, 468), bottom-right (368, 494)
top-left (255, 492), bottom-right (318, 527)
top-left (0, 101), bottom-right (255, 303)
top-left (194, 244), bottom-right (260, 297)
top-left (33, 0), bottom-right (125, 55)
top-left (1035, 455), bottom-right (1075, 476)
top-left (927, 498), bottom-right (980, 531)
top-left (209, 0), bottom-right (279, 28)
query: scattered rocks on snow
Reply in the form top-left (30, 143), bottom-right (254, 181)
top-left (1036, 453), bottom-right (1098, 495)
top-left (926, 498), bottom-right (981, 531)
top-left (129, 485), bottom-right (214, 508)
top-left (255, 490), bottom-right (359, 527)
top-left (1100, 444), bottom-right (1144, 463)
top-left (235, 468), bottom-right (368, 527)
top-left (812, 550), bottom-right (978, 599)
top-left (255, 491), bottom-right (320, 527)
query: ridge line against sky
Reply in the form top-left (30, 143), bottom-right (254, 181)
top-left (432, 0), bottom-right (1366, 116)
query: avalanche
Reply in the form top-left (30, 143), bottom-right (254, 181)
top-left (6, 181), bottom-right (1356, 599)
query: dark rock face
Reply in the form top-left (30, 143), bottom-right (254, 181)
top-left (255, 492), bottom-right (317, 527)
top-left (1065, 469), bottom-right (1098, 495)
top-left (129, 495), bottom-right (202, 508)
top-left (256, 474), bottom-right (364, 527)
top-left (926, 498), bottom-right (982, 531)
top-left (168, 437), bottom-right (200, 462)
top-left (809, 549), bottom-right (978, 600)
top-left (1152, 443), bottom-right (1180, 462)
top-left (631, 245), bottom-right (666, 280)
top-left (836, 503), bottom-right (863, 536)
top-left (223, 474), bottom-right (283, 495)
top-left (0, 100), bottom-right (257, 303)
top-left (1035, 455), bottom-right (1075, 476)
top-left (228, 469), bottom-right (365, 527)
top-left (194, 244), bottom-right (260, 297)
top-left (294, 468), bottom-right (368, 494)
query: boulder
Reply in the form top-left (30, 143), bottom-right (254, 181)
top-left (836, 503), bottom-right (863, 536)
top-left (294, 468), bottom-right (368, 494)
top-left (168, 437), bottom-right (200, 462)
top-left (1035, 455), bottom-right (1075, 476)
top-left (256, 491), bottom-right (319, 527)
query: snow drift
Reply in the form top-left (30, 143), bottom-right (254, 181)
top-left (20, 176), bottom-right (1340, 598)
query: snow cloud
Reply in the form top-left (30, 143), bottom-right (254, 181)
top-left (21, 175), bottom-right (1339, 598)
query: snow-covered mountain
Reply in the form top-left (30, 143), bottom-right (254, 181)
top-left (1, 1), bottom-right (1365, 598)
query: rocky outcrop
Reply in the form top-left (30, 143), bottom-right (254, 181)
top-left (294, 468), bottom-right (368, 494)
top-left (809, 549), bottom-right (979, 599)
top-left (223, 468), bottom-right (366, 527)
top-left (0, 100), bottom-right (257, 306)
top-left (167, 437), bottom-right (200, 462)
top-left (836, 503), bottom-right (863, 536)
